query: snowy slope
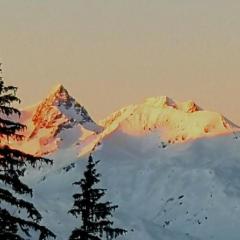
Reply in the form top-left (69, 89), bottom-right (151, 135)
top-left (23, 130), bottom-right (240, 240)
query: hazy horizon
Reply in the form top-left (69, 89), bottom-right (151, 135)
top-left (1, 1), bottom-right (240, 123)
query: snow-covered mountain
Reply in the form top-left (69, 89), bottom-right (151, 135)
top-left (12, 84), bottom-right (103, 155)
top-left (9, 85), bottom-right (240, 240)
top-left (78, 95), bottom-right (237, 155)
top-left (13, 86), bottom-right (237, 156)
top-left (101, 96), bottom-right (235, 138)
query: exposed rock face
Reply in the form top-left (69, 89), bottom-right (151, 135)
top-left (30, 85), bottom-right (102, 139)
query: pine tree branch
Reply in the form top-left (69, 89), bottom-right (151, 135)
top-left (0, 94), bottom-right (21, 107)
top-left (0, 208), bottom-right (56, 239)
top-left (0, 232), bottom-right (24, 240)
top-left (69, 228), bottom-right (101, 240)
top-left (0, 145), bottom-right (53, 167)
top-left (0, 188), bottom-right (41, 221)
top-left (0, 174), bottom-right (32, 195)
top-left (104, 227), bottom-right (127, 239)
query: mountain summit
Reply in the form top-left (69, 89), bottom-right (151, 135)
top-left (16, 84), bottom-right (103, 155)
top-left (31, 84), bottom-right (101, 134)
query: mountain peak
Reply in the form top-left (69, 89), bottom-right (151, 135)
top-left (49, 84), bottom-right (71, 103)
top-left (33, 84), bottom-right (98, 127)
top-left (143, 96), bottom-right (200, 113)
top-left (52, 83), bottom-right (68, 93)
top-left (144, 96), bottom-right (176, 108)
top-left (27, 84), bottom-right (103, 153)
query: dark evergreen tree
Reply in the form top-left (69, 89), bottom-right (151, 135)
top-left (69, 155), bottom-right (127, 240)
top-left (0, 64), bottom-right (56, 240)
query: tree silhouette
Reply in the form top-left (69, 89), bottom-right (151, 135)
top-left (0, 64), bottom-right (56, 240)
top-left (69, 155), bottom-right (127, 240)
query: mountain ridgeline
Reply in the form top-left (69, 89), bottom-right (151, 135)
top-left (12, 85), bottom-right (237, 156)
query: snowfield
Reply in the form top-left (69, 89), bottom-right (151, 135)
top-left (23, 131), bottom-right (240, 240)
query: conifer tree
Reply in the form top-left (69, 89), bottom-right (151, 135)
top-left (69, 155), bottom-right (127, 240)
top-left (0, 64), bottom-right (56, 240)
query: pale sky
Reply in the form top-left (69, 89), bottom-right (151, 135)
top-left (0, 0), bottom-right (240, 123)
